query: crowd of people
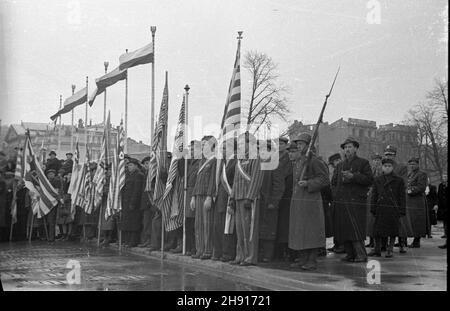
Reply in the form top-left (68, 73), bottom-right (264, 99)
top-left (0, 133), bottom-right (447, 271)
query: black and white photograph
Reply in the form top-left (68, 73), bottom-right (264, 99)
top-left (0, 0), bottom-right (447, 295)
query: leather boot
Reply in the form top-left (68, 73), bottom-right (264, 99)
top-left (385, 237), bottom-right (394, 258)
top-left (368, 237), bottom-right (382, 257)
top-left (301, 249), bottom-right (317, 271)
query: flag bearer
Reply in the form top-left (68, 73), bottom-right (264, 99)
top-left (229, 132), bottom-right (264, 266)
top-left (46, 169), bottom-right (61, 242)
top-left (190, 136), bottom-right (217, 259)
top-left (212, 138), bottom-right (237, 262)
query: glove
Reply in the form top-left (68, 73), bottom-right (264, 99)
top-left (190, 197), bottom-right (195, 211)
top-left (204, 196), bottom-right (212, 211)
top-left (228, 198), bottom-right (236, 209)
top-left (244, 199), bottom-right (252, 210)
top-left (267, 203), bottom-right (276, 210)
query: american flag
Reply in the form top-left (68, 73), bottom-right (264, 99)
top-left (161, 95), bottom-right (185, 231)
top-left (92, 111), bottom-right (110, 210)
top-left (105, 121), bottom-right (126, 219)
top-left (152, 72), bottom-right (169, 205)
top-left (81, 142), bottom-right (96, 215)
top-left (144, 120), bottom-right (159, 194)
top-left (218, 35), bottom-right (242, 233)
top-left (68, 141), bottom-right (83, 218)
top-left (22, 131), bottom-right (59, 218)
top-left (10, 148), bottom-right (24, 225)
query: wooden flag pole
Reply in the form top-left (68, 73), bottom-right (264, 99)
top-left (71, 85), bottom-right (76, 151)
top-left (182, 85), bottom-right (190, 255)
top-left (42, 216), bottom-right (50, 241)
top-left (83, 76), bottom-right (88, 243)
top-left (150, 26), bottom-right (156, 143)
top-left (103, 62), bottom-right (109, 125)
top-left (28, 213), bottom-right (34, 242)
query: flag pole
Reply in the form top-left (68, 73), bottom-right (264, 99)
top-left (124, 49), bottom-right (128, 153)
top-left (103, 62), bottom-right (109, 125)
top-left (160, 71), bottom-right (168, 261)
top-left (9, 181), bottom-right (17, 242)
top-left (58, 95), bottom-right (62, 154)
top-left (150, 26), bottom-right (156, 144)
top-left (83, 77), bottom-right (88, 243)
top-left (182, 84), bottom-right (190, 255)
top-left (71, 85), bottom-right (76, 151)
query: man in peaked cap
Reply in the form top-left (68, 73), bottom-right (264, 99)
top-left (332, 136), bottom-right (373, 263)
top-left (404, 156), bottom-right (428, 248)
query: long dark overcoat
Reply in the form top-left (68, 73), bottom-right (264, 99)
top-left (332, 155), bottom-right (373, 242)
top-left (275, 153), bottom-right (293, 244)
top-left (120, 169), bottom-right (145, 231)
top-left (402, 170), bottom-right (428, 237)
top-left (288, 153), bottom-right (329, 250)
top-left (259, 153), bottom-right (286, 241)
top-left (370, 173), bottom-right (406, 237)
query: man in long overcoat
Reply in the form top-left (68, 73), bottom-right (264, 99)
top-left (259, 137), bottom-right (288, 262)
top-left (332, 137), bottom-right (373, 263)
top-left (437, 174), bottom-right (447, 249)
top-left (405, 157), bottom-right (428, 248)
top-left (275, 143), bottom-right (294, 260)
top-left (288, 133), bottom-right (329, 270)
top-left (120, 158), bottom-right (145, 247)
top-left (369, 158), bottom-right (406, 258)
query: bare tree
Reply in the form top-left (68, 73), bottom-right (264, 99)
top-left (426, 77), bottom-right (448, 120)
top-left (243, 51), bottom-right (290, 133)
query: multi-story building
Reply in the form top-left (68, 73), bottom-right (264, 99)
top-left (287, 118), bottom-right (417, 164)
top-left (1, 121), bottom-right (151, 163)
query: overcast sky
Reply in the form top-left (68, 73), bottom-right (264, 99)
top-left (0, 0), bottom-right (448, 145)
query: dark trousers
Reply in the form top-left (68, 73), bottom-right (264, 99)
top-left (374, 236), bottom-right (395, 253)
top-left (150, 210), bottom-right (162, 248)
top-left (122, 231), bottom-right (140, 246)
top-left (45, 207), bottom-right (57, 241)
top-left (140, 209), bottom-right (154, 244)
top-left (344, 240), bottom-right (367, 260)
top-left (185, 217), bottom-right (196, 254)
top-left (212, 210), bottom-right (236, 260)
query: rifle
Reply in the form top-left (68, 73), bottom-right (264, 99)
top-left (298, 67), bottom-right (340, 182)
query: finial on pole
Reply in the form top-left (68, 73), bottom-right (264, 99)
top-left (104, 61), bottom-right (109, 72)
top-left (151, 26), bottom-right (156, 37)
top-left (237, 31), bottom-right (243, 40)
top-left (184, 84), bottom-right (190, 92)
top-left (71, 84), bottom-right (76, 93)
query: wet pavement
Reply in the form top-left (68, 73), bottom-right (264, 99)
top-left (0, 242), bottom-right (266, 291)
top-left (0, 224), bottom-right (447, 291)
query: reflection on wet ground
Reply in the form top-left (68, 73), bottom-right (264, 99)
top-left (0, 242), bottom-right (266, 291)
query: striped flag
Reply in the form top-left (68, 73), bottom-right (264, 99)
top-left (217, 36), bottom-right (242, 233)
top-left (10, 149), bottom-right (24, 225)
top-left (22, 132), bottom-right (59, 218)
top-left (50, 87), bottom-right (87, 121)
top-left (144, 120), bottom-right (159, 194)
top-left (68, 141), bottom-right (83, 218)
top-left (105, 121), bottom-right (126, 219)
top-left (119, 43), bottom-right (154, 71)
top-left (81, 142), bottom-right (96, 215)
top-left (152, 73), bottom-right (169, 205)
top-left (161, 96), bottom-right (185, 231)
top-left (92, 111), bottom-right (110, 210)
